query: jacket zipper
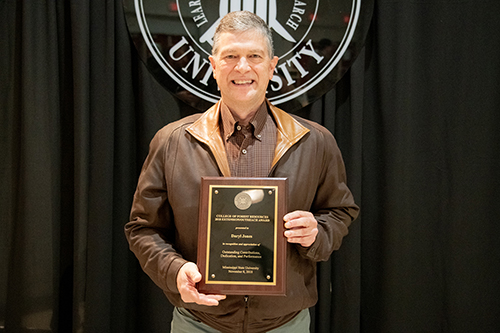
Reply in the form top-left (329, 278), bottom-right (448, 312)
top-left (243, 295), bottom-right (249, 333)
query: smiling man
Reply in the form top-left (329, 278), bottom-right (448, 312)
top-left (125, 11), bottom-right (359, 333)
top-left (209, 26), bottom-right (278, 124)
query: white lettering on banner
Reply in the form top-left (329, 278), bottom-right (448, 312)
top-left (189, 0), bottom-right (208, 27)
top-left (286, 0), bottom-right (307, 31)
top-left (169, 36), bottom-right (213, 86)
top-left (182, 53), bottom-right (213, 86)
top-left (271, 39), bottom-right (324, 89)
top-left (300, 39), bottom-right (324, 64)
top-left (269, 68), bottom-right (283, 92)
top-left (168, 36), bottom-right (193, 61)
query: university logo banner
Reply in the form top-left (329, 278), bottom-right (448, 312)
top-left (123, 0), bottom-right (373, 111)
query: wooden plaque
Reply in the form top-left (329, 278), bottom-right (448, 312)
top-left (197, 177), bottom-right (287, 295)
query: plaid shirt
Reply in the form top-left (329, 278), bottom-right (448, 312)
top-left (220, 101), bottom-right (277, 177)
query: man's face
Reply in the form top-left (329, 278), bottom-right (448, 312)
top-left (209, 30), bottom-right (279, 110)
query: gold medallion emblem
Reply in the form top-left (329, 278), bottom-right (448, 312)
top-left (234, 192), bottom-right (252, 210)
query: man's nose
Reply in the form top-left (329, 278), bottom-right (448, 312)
top-left (235, 57), bottom-right (251, 72)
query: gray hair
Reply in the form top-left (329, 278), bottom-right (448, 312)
top-left (212, 11), bottom-right (274, 58)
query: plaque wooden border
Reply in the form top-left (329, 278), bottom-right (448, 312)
top-left (197, 177), bottom-right (287, 296)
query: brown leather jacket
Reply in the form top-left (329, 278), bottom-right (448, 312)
top-left (125, 100), bottom-right (359, 332)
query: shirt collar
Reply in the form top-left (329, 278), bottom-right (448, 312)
top-left (220, 101), bottom-right (269, 142)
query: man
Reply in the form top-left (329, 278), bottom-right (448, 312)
top-left (125, 11), bottom-right (359, 333)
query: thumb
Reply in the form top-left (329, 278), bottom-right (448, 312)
top-left (184, 262), bottom-right (202, 283)
top-left (191, 270), bottom-right (202, 283)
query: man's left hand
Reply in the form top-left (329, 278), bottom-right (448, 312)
top-left (283, 211), bottom-right (318, 248)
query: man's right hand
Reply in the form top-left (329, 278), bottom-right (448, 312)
top-left (176, 262), bottom-right (226, 306)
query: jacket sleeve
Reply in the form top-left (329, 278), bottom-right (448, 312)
top-left (124, 128), bottom-right (188, 294)
top-left (298, 127), bottom-right (360, 262)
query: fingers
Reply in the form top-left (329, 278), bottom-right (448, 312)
top-left (177, 262), bottom-right (226, 306)
top-left (182, 287), bottom-right (225, 306)
top-left (195, 293), bottom-right (227, 306)
top-left (284, 211), bottom-right (317, 231)
top-left (283, 211), bottom-right (318, 247)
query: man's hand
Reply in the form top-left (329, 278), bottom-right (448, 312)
top-left (176, 262), bottom-right (226, 306)
top-left (283, 211), bottom-right (319, 248)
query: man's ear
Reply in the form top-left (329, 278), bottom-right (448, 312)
top-left (269, 56), bottom-right (279, 79)
top-left (209, 56), bottom-right (217, 79)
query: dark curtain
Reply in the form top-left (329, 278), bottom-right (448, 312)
top-left (1, 0), bottom-right (499, 332)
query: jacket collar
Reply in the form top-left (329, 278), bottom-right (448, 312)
top-left (186, 99), bottom-right (310, 177)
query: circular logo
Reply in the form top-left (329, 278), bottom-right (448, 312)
top-left (234, 192), bottom-right (252, 210)
top-left (123, 0), bottom-right (373, 111)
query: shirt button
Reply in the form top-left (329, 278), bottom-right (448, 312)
top-left (236, 125), bottom-right (242, 131)
top-left (241, 149), bottom-right (247, 155)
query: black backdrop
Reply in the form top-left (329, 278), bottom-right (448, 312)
top-left (1, 0), bottom-right (500, 332)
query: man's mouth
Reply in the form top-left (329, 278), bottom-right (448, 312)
top-left (232, 80), bottom-right (254, 85)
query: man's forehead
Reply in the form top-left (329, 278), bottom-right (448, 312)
top-left (217, 31), bottom-right (269, 53)
top-left (219, 46), bottom-right (267, 54)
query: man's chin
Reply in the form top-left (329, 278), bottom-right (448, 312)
top-left (222, 93), bottom-right (264, 107)
top-left (227, 90), bottom-right (257, 101)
